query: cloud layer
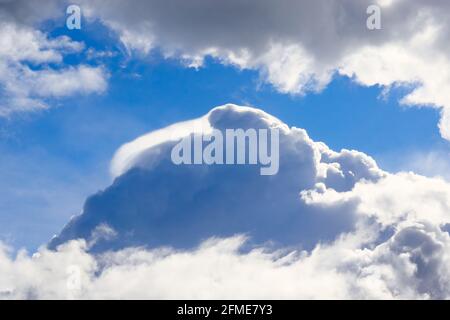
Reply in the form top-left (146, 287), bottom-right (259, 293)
top-left (2, 221), bottom-right (450, 299)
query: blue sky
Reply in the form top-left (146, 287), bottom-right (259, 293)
top-left (0, 18), bottom-right (448, 251)
top-left (3, 0), bottom-right (450, 300)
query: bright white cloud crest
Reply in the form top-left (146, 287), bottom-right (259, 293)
top-left (1, 105), bottom-right (449, 299)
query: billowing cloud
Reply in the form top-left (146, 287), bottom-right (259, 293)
top-left (75, 0), bottom-right (450, 139)
top-left (1, 222), bottom-right (450, 299)
top-left (49, 104), bottom-right (385, 252)
top-left (0, 104), bottom-right (434, 299)
top-left (0, 1), bottom-right (107, 116)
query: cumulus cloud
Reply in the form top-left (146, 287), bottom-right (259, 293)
top-left (303, 172), bottom-right (450, 227)
top-left (49, 105), bottom-right (385, 252)
top-left (3, 104), bottom-right (436, 299)
top-left (0, 1), bottom-right (107, 116)
top-left (75, 0), bottom-right (450, 139)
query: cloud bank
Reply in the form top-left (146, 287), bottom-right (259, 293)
top-left (0, 104), bottom-right (444, 299)
top-left (1, 221), bottom-right (450, 299)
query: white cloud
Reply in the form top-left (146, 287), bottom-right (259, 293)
top-left (0, 2), bottom-right (108, 116)
top-left (2, 221), bottom-right (450, 299)
top-left (27, 65), bottom-right (108, 97)
top-left (303, 172), bottom-right (450, 227)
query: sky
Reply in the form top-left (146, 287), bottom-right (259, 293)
top-left (1, 0), bottom-right (450, 299)
top-left (0, 16), bottom-right (447, 251)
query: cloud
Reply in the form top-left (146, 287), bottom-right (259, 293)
top-left (303, 172), bottom-right (450, 226)
top-left (76, 0), bottom-right (450, 140)
top-left (0, 104), bottom-right (450, 299)
top-left (2, 222), bottom-right (450, 299)
top-left (49, 104), bottom-right (385, 252)
top-left (0, 1), bottom-right (108, 116)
